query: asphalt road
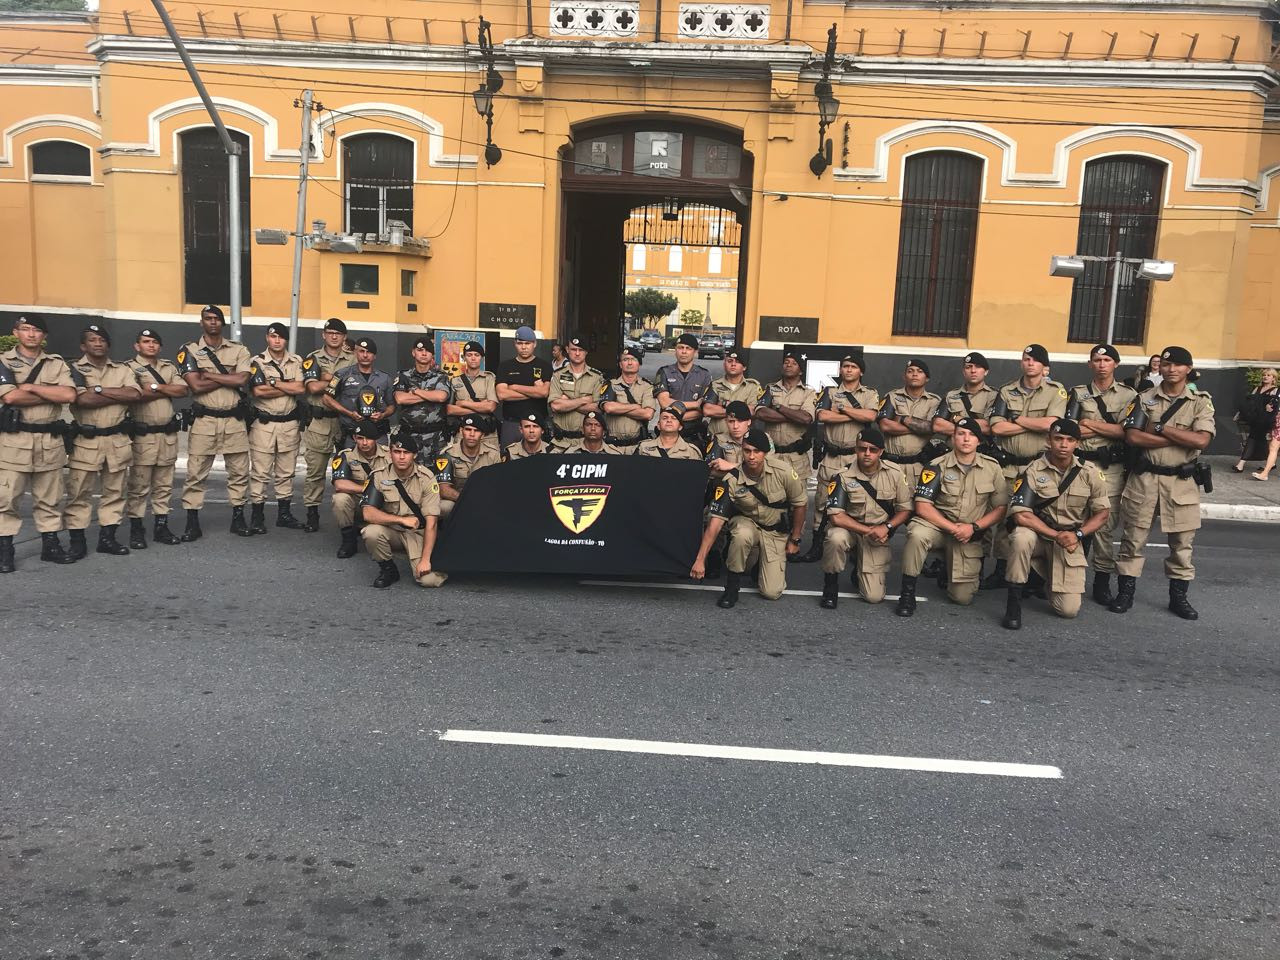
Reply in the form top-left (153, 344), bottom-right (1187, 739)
top-left (2, 490), bottom-right (1277, 959)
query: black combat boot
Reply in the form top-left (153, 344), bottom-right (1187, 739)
top-left (96, 525), bottom-right (130, 556)
top-left (894, 575), bottom-right (918, 617)
top-left (181, 509), bottom-right (202, 543)
top-left (0, 535), bottom-right (14, 574)
top-left (1168, 579), bottom-right (1199, 621)
top-left (704, 546), bottom-right (723, 579)
top-left (794, 523), bottom-right (826, 564)
top-left (1022, 569), bottom-right (1046, 600)
top-left (128, 517), bottom-right (148, 550)
top-left (372, 560), bottom-right (400, 588)
top-left (1001, 586), bottom-right (1023, 630)
top-left (922, 557), bottom-right (944, 580)
top-left (230, 506), bottom-right (251, 537)
top-left (303, 505), bottom-right (321, 533)
top-left (1092, 572), bottom-right (1114, 606)
top-left (819, 572), bottom-right (840, 610)
top-left (979, 559), bottom-right (1006, 591)
top-left (67, 529), bottom-right (88, 561)
top-left (248, 503), bottom-right (267, 535)
top-left (1109, 574), bottom-right (1137, 614)
top-left (153, 515), bottom-right (181, 545)
top-left (336, 526), bottom-right (358, 559)
top-left (40, 532), bottom-right (76, 564)
top-left (717, 571), bottom-right (742, 609)
top-left (276, 498), bottom-right (304, 530)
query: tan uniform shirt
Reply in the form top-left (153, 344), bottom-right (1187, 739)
top-left (69, 356), bottom-right (134, 431)
top-left (504, 439), bottom-right (550, 461)
top-left (913, 451), bottom-right (1010, 524)
top-left (450, 370), bottom-right (498, 414)
top-left (708, 458), bottom-right (807, 532)
top-left (1070, 380), bottom-right (1138, 454)
top-left (556, 439), bottom-right (624, 456)
top-left (760, 381), bottom-right (817, 452)
top-left (817, 382), bottom-right (880, 452)
top-left (636, 436), bottom-right (704, 460)
top-left (127, 356), bottom-right (181, 427)
top-left (249, 351), bottom-right (304, 417)
top-left (880, 388), bottom-right (942, 460)
top-left (177, 337), bottom-right (252, 410)
top-left (1009, 455), bottom-right (1110, 527)
top-left (436, 439), bottom-right (501, 492)
top-left (940, 383), bottom-right (998, 426)
top-left (1125, 387), bottom-right (1216, 469)
top-left (825, 461), bottom-right (913, 525)
top-left (302, 346), bottom-right (355, 411)
top-left (331, 444), bottom-right (390, 488)
top-left (362, 463), bottom-right (442, 519)
top-left (1120, 386), bottom-right (1215, 534)
top-left (989, 378), bottom-right (1070, 461)
top-left (601, 375), bottom-right (656, 443)
top-left (706, 375), bottom-right (764, 440)
top-left (549, 364), bottom-right (605, 436)
top-left (0, 348), bottom-right (76, 470)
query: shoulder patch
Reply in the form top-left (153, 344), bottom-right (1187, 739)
top-left (1011, 476), bottom-right (1024, 493)
top-left (175, 349), bottom-right (186, 364)
top-left (302, 357), bottom-right (314, 370)
top-left (919, 468), bottom-right (936, 485)
top-left (599, 382), bottom-right (609, 395)
top-left (826, 480), bottom-right (838, 496)
top-left (436, 457), bottom-right (449, 471)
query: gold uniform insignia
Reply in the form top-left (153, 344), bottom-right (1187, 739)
top-left (713, 486), bottom-right (725, 501)
top-left (331, 456), bottom-right (343, 471)
top-left (533, 367), bottom-right (543, 379)
top-left (1012, 477), bottom-right (1024, 493)
top-left (549, 484), bottom-right (610, 533)
top-left (919, 468), bottom-right (937, 484)
top-left (827, 480), bottom-right (838, 496)
top-left (302, 358), bottom-right (313, 370)
top-left (436, 457), bottom-right (449, 472)
top-left (599, 382), bottom-right (609, 396)
top-left (176, 349), bottom-right (186, 364)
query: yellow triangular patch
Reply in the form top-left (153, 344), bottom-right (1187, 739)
top-left (920, 469), bottom-right (936, 484)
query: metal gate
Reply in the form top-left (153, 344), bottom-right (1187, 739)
top-left (181, 127), bottom-right (251, 307)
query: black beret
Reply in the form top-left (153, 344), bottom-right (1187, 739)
top-left (962, 351), bottom-right (989, 369)
top-left (351, 423), bottom-right (377, 439)
top-left (16, 316), bottom-right (47, 333)
top-left (742, 428), bottom-right (771, 452)
top-left (1161, 345), bottom-right (1193, 366)
top-left (857, 426), bottom-right (885, 449)
top-left (676, 333), bottom-right (699, 349)
top-left (1049, 418), bottom-right (1081, 439)
top-left (781, 347), bottom-right (805, 364)
top-left (725, 400), bottom-right (752, 420)
top-left (522, 412), bottom-right (545, 427)
top-left (620, 345), bottom-right (643, 360)
top-left (724, 349), bottom-right (747, 365)
top-left (953, 416), bottom-right (985, 441)
top-left (1090, 343), bottom-right (1120, 363)
top-left (839, 354), bottom-right (865, 371)
top-left (137, 327), bottom-right (162, 346)
top-left (389, 430), bottom-right (420, 453)
top-left (582, 410), bottom-right (605, 428)
top-left (661, 402), bottom-right (687, 419)
top-left (567, 336), bottom-right (587, 349)
top-left (412, 337), bottom-right (433, 352)
top-left (1022, 343), bottom-right (1050, 366)
top-left (201, 305), bottom-right (225, 322)
top-left (906, 357), bottom-right (931, 378)
top-left (354, 337), bottom-right (377, 354)
top-left (82, 323), bottom-right (110, 345)
top-left (459, 415), bottom-right (483, 429)
top-left (266, 322), bottom-right (289, 339)
top-left (462, 340), bottom-right (485, 356)
top-left (323, 317), bottom-right (347, 333)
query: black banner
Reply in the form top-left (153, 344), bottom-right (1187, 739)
top-left (434, 455), bottom-right (707, 576)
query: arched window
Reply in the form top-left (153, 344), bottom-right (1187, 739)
top-left (891, 152), bottom-right (983, 337)
top-left (30, 140), bottom-right (91, 178)
top-left (181, 127), bottom-right (251, 307)
top-left (343, 133), bottom-right (414, 236)
top-left (1068, 156), bottom-right (1165, 345)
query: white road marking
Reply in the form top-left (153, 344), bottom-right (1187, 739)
top-left (437, 729), bottom-right (1062, 780)
top-left (578, 579), bottom-right (926, 601)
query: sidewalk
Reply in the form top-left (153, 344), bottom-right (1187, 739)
top-left (1199, 455), bottom-right (1280, 522)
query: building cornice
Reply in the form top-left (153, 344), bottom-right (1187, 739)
top-left (803, 0), bottom-right (1275, 14)
top-left (0, 65), bottom-right (99, 86)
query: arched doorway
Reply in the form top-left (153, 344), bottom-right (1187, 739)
top-left (558, 118), bottom-right (752, 368)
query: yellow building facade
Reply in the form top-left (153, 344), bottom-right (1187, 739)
top-left (1, 0), bottom-right (1277, 394)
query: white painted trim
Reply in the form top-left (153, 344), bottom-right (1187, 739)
top-left (0, 115), bottom-right (101, 170)
top-left (745, 341), bottom-right (1252, 369)
top-left (318, 102), bottom-right (476, 169)
top-left (100, 96), bottom-right (290, 162)
top-left (899, 146), bottom-right (989, 202)
top-left (834, 121), bottom-right (1257, 197)
top-left (1255, 164), bottom-right (1280, 223)
top-left (0, 66), bottom-right (97, 87)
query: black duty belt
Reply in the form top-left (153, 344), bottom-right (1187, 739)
top-left (1078, 446), bottom-right (1126, 465)
top-left (191, 403), bottom-right (241, 420)
top-left (823, 443), bottom-right (857, 457)
top-left (611, 434), bottom-right (644, 447)
top-left (999, 451), bottom-right (1037, 467)
top-left (254, 410), bottom-right (303, 424)
top-left (131, 418), bottom-right (181, 436)
top-left (309, 407), bottom-right (338, 419)
top-left (773, 438), bottom-right (810, 455)
top-left (555, 429), bottom-right (584, 440)
top-left (884, 450), bottom-right (926, 465)
top-left (3, 420), bottom-right (65, 436)
top-left (1133, 458), bottom-right (1195, 479)
top-left (73, 423), bottom-right (128, 439)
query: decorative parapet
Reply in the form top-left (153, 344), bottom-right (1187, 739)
top-left (678, 4), bottom-right (770, 40)
top-left (549, 1), bottom-right (641, 38)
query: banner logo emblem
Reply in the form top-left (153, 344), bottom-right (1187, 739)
top-left (549, 484), bottom-right (610, 533)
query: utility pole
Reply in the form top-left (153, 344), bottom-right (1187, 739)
top-left (1105, 249), bottom-right (1124, 346)
top-left (288, 90), bottom-right (315, 354)
top-left (150, 0), bottom-right (243, 340)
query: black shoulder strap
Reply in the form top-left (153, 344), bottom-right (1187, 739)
top-left (458, 375), bottom-right (479, 402)
top-left (203, 348), bottom-right (231, 376)
top-left (743, 482), bottom-right (787, 511)
top-left (267, 359), bottom-right (286, 380)
top-left (656, 445), bottom-right (669, 459)
top-left (143, 363), bottom-right (167, 386)
top-left (1088, 386), bottom-right (1118, 424)
top-left (1157, 396), bottom-right (1190, 428)
top-left (1033, 465), bottom-right (1083, 518)
top-left (23, 358), bottom-right (49, 385)
top-left (391, 478), bottom-right (427, 528)
top-left (958, 391), bottom-right (974, 416)
top-left (619, 381), bottom-right (638, 405)
top-left (851, 477), bottom-right (896, 519)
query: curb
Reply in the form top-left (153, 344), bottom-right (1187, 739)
top-left (1200, 503), bottom-right (1280, 523)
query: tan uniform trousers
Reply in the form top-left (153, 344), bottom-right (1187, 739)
top-left (302, 416), bottom-right (342, 508)
top-left (821, 526), bottom-right (891, 603)
top-left (991, 464), bottom-right (1022, 561)
top-left (1006, 527), bottom-right (1084, 619)
top-left (0, 467), bottom-right (64, 536)
top-left (182, 416), bottom-right (250, 509)
top-left (1089, 464), bottom-right (1127, 574)
top-left (126, 433), bottom-right (179, 519)
top-left (1116, 473), bottom-right (1200, 580)
top-left (439, 498), bottom-right (456, 521)
top-left (249, 419), bottom-right (301, 503)
top-left (361, 523), bottom-right (448, 587)
top-left (902, 521), bottom-right (983, 604)
top-left (725, 515), bottom-right (788, 600)
top-left (812, 453), bottom-right (855, 530)
top-left (332, 491), bottom-right (362, 529)
top-left (65, 437), bottom-right (132, 529)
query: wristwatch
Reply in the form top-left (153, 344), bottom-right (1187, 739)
top-left (1074, 529), bottom-right (1085, 541)
top-left (1153, 422), bottom-right (1165, 435)
top-left (790, 536), bottom-right (803, 545)
top-left (93, 385), bottom-right (103, 394)
top-left (149, 382), bottom-right (159, 392)
top-left (269, 377), bottom-right (277, 386)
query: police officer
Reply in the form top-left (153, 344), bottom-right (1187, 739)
top-left (1066, 343), bottom-right (1138, 606)
top-left (895, 418), bottom-right (1009, 616)
top-left (125, 328), bottom-right (187, 549)
top-left (653, 333), bottom-right (713, 442)
top-left (245, 322), bottom-right (307, 535)
top-left (329, 422), bottom-right (389, 559)
top-left (495, 325), bottom-right (551, 449)
top-left (1002, 418), bottom-right (1111, 629)
top-left (637, 404), bottom-right (704, 459)
top-left (555, 410), bottom-right (622, 456)
top-left (804, 354), bottom-right (880, 563)
top-left (703, 349), bottom-right (763, 444)
top-left (65, 324), bottom-right (141, 559)
top-left (600, 346), bottom-right (656, 450)
top-left (393, 337), bottom-right (453, 461)
top-left (983, 344), bottom-right (1069, 588)
top-left (1111, 346), bottom-right (1215, 620)
top-left (0, 315), bottom-right (78, 571)
top-left (504, 412), bottom-right (551, 460)
top-left (548, 335), bottom-right (604, 446)
top-left (176, 305), bottom-right (253, 540)
top-left (932, 352), bottom-right (998, 445)
top-left (299, 318), bottom-right (354, 533)
top-left (819, 426), bottom-right (913, 609)
top-left (878, 358), bottom-right (942, 492)
top-left (704, 400), bottom-right (754, 476)
top-left (692, 428), bottom-right (807, 607)
top-left (323, 336), bottom-right (395, 450)
top-left (434, 414), bottom-right (501, 520)
top-left (360, 431), bottom-right (447, 589)
top-left (446, 340), bottom-right (499, 453)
